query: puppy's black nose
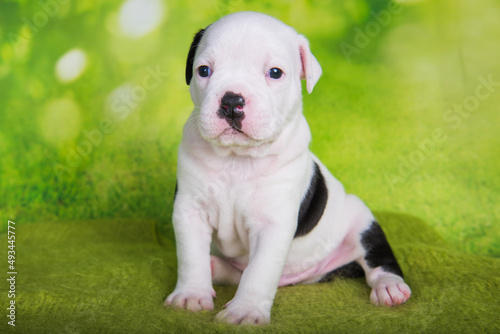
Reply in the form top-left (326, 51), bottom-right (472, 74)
top-left (218, 91), bottom-right (245, 131)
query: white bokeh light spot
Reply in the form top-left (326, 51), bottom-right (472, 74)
top-left (55, 48), bottom-right (88, 83)
top-left (119, 0), bottom-right (165, 38)
top-left (106, 83), bottom-right (138, 120)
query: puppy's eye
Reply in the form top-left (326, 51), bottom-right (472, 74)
top-left (268, 67), bottom-right (284, 79)
top-left (198, 65), bottom-right (212, 78)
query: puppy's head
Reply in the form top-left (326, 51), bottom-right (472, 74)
top-left (185, 12), bottom-right (322, 151)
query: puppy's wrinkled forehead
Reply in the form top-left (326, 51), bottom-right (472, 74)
top-left (186, 11), bottom-right (322, 94)
top-left (195, 12), bottom-right (299, 68)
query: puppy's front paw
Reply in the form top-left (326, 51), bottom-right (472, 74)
top-left (215, 299), bottom-right (271, 325)
top-left (165, 288), bottom-right (215, 312)
top-left (370, 277), bottom-right (411, 307)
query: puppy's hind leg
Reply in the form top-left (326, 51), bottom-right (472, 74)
top-left (357, 222), bottom-right (411, 307)
top-left (210, 255), bottom-right (242, 285)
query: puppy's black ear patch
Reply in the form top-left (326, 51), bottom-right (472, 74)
top-left (185, 28), bottom-right (207, 85)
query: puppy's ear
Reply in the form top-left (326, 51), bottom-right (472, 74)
top-left (298, 35), bottom-right (322, 94)
top-left (185, 28), bottom-right (207, 85)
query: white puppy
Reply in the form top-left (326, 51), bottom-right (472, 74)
top-left (165, 11), bottom-right (411, 325)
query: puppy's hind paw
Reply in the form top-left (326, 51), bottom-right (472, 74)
top-left (370, 277), bottom-right (411, 307)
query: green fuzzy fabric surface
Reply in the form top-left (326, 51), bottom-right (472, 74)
top-left (1, 0), bottom-right (500, 332)
top-left (1, 216), bottom-right (499, 333)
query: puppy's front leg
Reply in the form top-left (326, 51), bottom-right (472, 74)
top-left (165, 202), bottom-right (215, 311)
top-left (216, 218), bottom-right (295, 325)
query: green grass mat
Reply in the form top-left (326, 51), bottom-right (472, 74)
top-left (1, 0), bottom-right (499, 331)
top-left (1, 216), bottom-right (498, 333)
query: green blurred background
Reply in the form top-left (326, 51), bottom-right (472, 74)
top-left (1, 0), bottom-right (499, 258)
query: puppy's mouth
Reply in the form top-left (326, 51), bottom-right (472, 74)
top-left (227, 121), bottom-right (244, 134)
top-left (214, 125), bottom-right (264, 148)
top-left (220, 126), bottom-right (248, 138)
top-left (218, 112), bottom-right (247, 137)
top-left (217, 105), bottom-right (245, 134)
top-left (200, 120), bottom-right (278, 151)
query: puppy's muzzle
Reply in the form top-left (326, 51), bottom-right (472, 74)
top-left (218, 91), bottom-right (245, 132)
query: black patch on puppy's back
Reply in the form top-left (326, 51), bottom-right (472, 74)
top-left (185, 27), bottom-right (208, 85)
top-left (294, 162), bottom-right (328, 238)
